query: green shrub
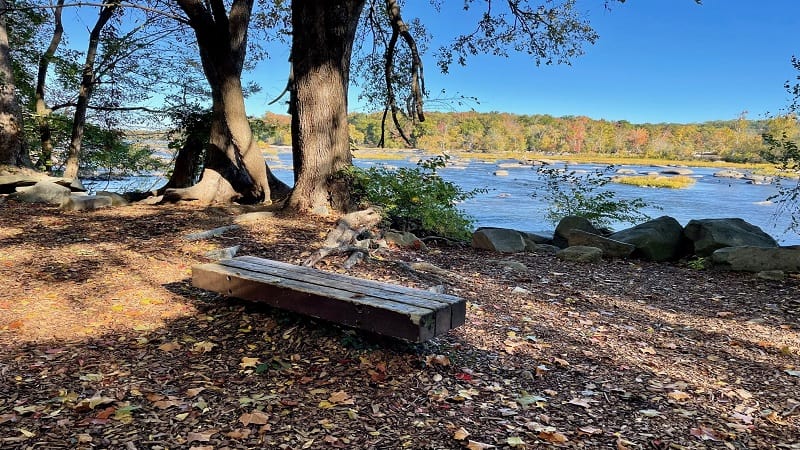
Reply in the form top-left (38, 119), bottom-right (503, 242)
top-left (534, 165), bottom-right (655, 228)
top-left (347, 155), bottom-right (484, 240)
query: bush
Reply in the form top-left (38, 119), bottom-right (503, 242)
top-left (533, 165), bottom-right (655, 228)
top-left (347, 155), bottom-right (484, 240)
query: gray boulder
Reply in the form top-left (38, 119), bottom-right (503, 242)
top-left (661, 167), bottom-right (693, 175)
top-left (684, 218), bottom-right (777, 257)
top-left (610, 216), bottom-right (687, 261)
top-left (95, 191), bottom-right (129, 206)
top-left (12, 181), bottom-right (71, 204)
top-left (713, 169), bottom-right (746, 179)
top-left (472, 227), bottom-right (526, 253)
top-left (556, 245), bottom-right (603, 263)
top-left (745, 175), bottom-right (774, 185)
top-left (554, 216), bottom-right (601, 248)
top-left (534, 244), bottom-right (561, 255)
top-left (60, 194), bottom-right (113, 211)
top-left (493, 170), bottom-right (509, 177)
top-left (566, 229), bottom-right (635, 258)
top-left (519, 231), bottom-right (553, 250)
top-left (711, 246), bottom-right (800, 273)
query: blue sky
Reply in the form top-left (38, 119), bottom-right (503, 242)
top-left (248, 0), bottom-right (799, 125)
top-left (60, 1), bottom-right (798, 125)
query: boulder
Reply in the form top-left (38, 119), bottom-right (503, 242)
top-left (556, 245), bottom-right (603, 263)
top-left (745, 175), bottom-right (774, 185)
top-left (566, 229), bottom-right (635, 258)
top-left (713, 169), bottom-right (746, 179)
top-left (711, 246), bottom-right (800, 273)
top-left (610, 216), bottom-right (688, 261)
top-left (472, 227), bottom-right (526, 253)
top-left (615, 168), bottom-right (638, 175)
top-left (493, 170), bottom-right (509, 176)
top-left (661, 167), bottom-right (693, 175)
top-left (519, 231), bottom-right (553, 250)
top-left (684, 218), bottom-right (777, 257)
top-left (60, 194), bottom-right (113, 211)
top-left (11, 181), bottom-right (71, 204)
top-left (554, 216), bottom-right (601, 248)
top-left (384, 230), bottom-right (427, 250)
top-left (533, 244), bottom-right (561, 255)
top-left (95, 191), bottom-right (129, 206)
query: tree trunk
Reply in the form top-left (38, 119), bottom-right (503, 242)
top-left (166, 0), bottom-right (287, 204)
top-left (157, 134), bottom-right (203, 193)
top-left (0, 0), bottom-right (31, 167)
top-left (62, 1), bottom-right (118, 179)
top-left (33, 0), bottom-right (65, 174)
top-left (286, 0), bottom-right (366, 214)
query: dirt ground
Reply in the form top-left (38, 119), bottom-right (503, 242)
top-left (0, 201), bottom-right (799, 449)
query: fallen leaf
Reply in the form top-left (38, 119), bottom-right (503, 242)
top-left (76, 433), bottom-right (92, 443)
top-left (466, 440), bottom-right (495, 450)
top-left (192, 341), bottom-right (216, 353)
top-left (75, 396), bottom-right (115, 411)
top-left (764, 410), bottom-right (789, 425)
top-left (226, 428), bottom-right (252, 439)
top-left (539, 430), bottom-right (568, 443)
top-left (730, 412), bottom-right (754, 424)
top-left (667, 390), bottom-right (691, 401)
top-left (690, 426), bottom-right (722, 441)
top-left (578, 425), bottom-right (603, 435)
top-left (240, 356), bottom-right (260, 369)
top-left (158, 342), bottom-right (181, 351)
top-left (567, 397), bottom-right (595, 408)
top-left (785, 369), bottom-right (800, 377)
top-left (328, 390), bottom-right (354, 405)
top-left (187, 429), bottom-right (218, 443)
top-left (639, 346), bottom-right (657, 355)
top-left (506, 436), bottom-right (526, 447)
top-left (453, 427), bottom-right (470, 440)
top-left (239, 410), bottom-right (269, 426)
top-left (186, 387), bottom-right (205, 397)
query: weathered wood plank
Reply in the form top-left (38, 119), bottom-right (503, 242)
top-left (220, 257), bottom-right (455, 333)
top-left (192, 263), bottom-right (438, 342)
top-left (232, 256), bottom-right (466, 328)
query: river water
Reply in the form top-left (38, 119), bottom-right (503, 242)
top-left (86, 151), bottom-right (800, 245)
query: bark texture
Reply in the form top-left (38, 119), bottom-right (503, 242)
top-left (286, 0), bottom-right (366, 214)
top-left (0, 1), bottom-right (31, 167)
top-left (63, 1), bottom-right (119, 179)
top-left (166, 0), bottom-right (288, 204)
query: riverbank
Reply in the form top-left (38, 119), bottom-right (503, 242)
top-left (1, 202), bottom-right (798, 448)
top-left (351, 146), bottom-right (797, 177)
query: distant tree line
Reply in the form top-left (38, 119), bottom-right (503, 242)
top-left (260, 110), bottom-right (799, 163)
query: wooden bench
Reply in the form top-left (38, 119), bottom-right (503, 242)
top-left (191, 256), bottom-right (466, 342)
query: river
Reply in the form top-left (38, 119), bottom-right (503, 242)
top-left (84, 151), bottom-right (800, 245)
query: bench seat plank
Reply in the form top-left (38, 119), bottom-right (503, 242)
top-left (220, 257), bottom-right (463, 333)
top-left (191, 257), bottom-right (466, 342)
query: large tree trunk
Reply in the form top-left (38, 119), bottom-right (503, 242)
top-left (166, 0), bottom-right (288, 204)
top-left (33, 0), bottom-right (65, 174)
top-left (0, 0), bottom-right (31, 167)
top-left (286, 0), bottom-right (366, 214)
top-left (62, 1), bottom-right (118, 179)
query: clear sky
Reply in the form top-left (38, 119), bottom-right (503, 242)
top-left (248, 0), bottom-right (799, 125)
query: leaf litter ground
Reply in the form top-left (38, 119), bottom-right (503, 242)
top-left (0, 202), bottom-right (799, 449)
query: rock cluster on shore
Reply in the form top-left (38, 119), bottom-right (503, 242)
top-left (472, 215), bottom-right (800, 276)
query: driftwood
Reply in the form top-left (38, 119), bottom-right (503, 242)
top-left (304, 208), bottom-right (382, 268)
